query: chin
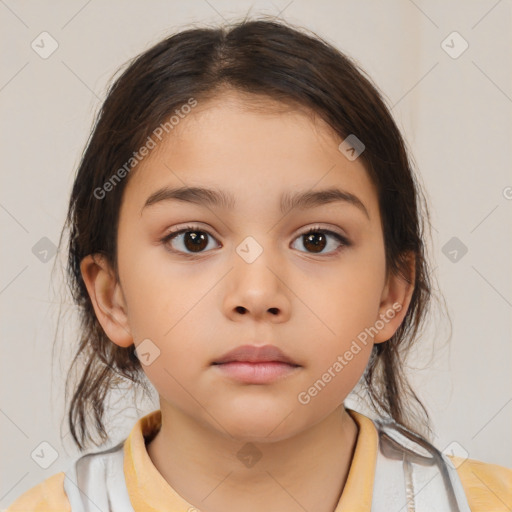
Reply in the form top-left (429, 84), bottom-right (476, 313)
top-left (213, 410), bottom-right (306, 444)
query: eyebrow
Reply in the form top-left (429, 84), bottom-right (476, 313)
top-left (141, 185), bottom-right (370, 219)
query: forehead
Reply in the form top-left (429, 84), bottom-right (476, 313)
top-left (122, 92), bottom-right (380, 222)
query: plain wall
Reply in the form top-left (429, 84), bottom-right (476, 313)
top-left (1, 0), bottom-right (511, 508)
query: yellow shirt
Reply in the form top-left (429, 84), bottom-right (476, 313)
top-left (6, 409), bottom-right (512, 511)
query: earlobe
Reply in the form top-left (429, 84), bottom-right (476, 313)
top-left (373, 253), bottom-right (416, 344)
top-left (79, 254), bottom-right (133, 348)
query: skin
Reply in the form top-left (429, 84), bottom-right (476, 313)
top-left (81, 90), bottom-right (415, 512)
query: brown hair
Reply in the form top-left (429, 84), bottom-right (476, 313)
top-left (56, 16), bottom-right (446, 451)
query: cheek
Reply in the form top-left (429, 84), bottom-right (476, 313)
top-left (119, 249), bottom-right (217, 373)
top-left (296, 248), bottom-right (384, 385)
top-left (118, 235), bottom-right (200, 334)
top-left (305, 248), bottom-right (386, 337)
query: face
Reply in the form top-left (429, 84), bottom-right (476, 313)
top-left (83, 91), bottom-right (412, 442)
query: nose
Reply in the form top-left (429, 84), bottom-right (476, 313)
top-left (223, 249), bottom-right (291, 323)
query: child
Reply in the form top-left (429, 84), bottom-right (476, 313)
top-left (7, 16), bottom-right (511, 512)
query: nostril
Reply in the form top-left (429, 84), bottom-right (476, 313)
top-left (235, 306), bottom-right (247, 314)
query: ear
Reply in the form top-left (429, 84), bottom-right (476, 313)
top-left (373, 252), bottom-right (416, 344)
top-left (80, 254), bottom-right (133, 348)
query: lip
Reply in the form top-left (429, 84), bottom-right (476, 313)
top-left (212, 361), bottom-right (300, 384)
top-left (212, 344), bottom-right (300, 366)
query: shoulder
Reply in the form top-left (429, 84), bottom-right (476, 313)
top-left (448, 454), bottom-right (512, 512)
top-left (5, 472), bottom-right (70, 512)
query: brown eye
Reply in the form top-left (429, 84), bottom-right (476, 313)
top-left (162, 225), bottom-right (219, 255)
top-left (303, 232), bottom-right (327, 253)
top-left (182, 231), bottom-right (208, 252)
top-left (292, 228), bottom-right (350, 255)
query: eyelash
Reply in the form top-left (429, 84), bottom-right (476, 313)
top-left (161, 224), bottom-right (351, 258)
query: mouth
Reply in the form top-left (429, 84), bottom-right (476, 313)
top-left (212, 344), bottom-right (300, 366)
top-left (212, 361), bottom-right (300, 366)
top-left (211, 361), bottom-right (301, 384)
top-left (211, 344), bottom-right (301, 384)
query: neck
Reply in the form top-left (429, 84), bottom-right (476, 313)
top-left (146, 402), bottom-right (359, 512)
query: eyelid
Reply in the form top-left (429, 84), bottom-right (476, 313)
top-left (297, 224), bottom-right (348, 239)
top-left (162, 223), bottom-right (348, 242)
top-left (163, 222), bottom-right (217, 238)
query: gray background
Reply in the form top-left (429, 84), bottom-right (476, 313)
top-left (1, 0), bottom-right (511, 508)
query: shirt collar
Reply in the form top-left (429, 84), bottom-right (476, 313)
top-left (124, 407), bottom-right (378, 512)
